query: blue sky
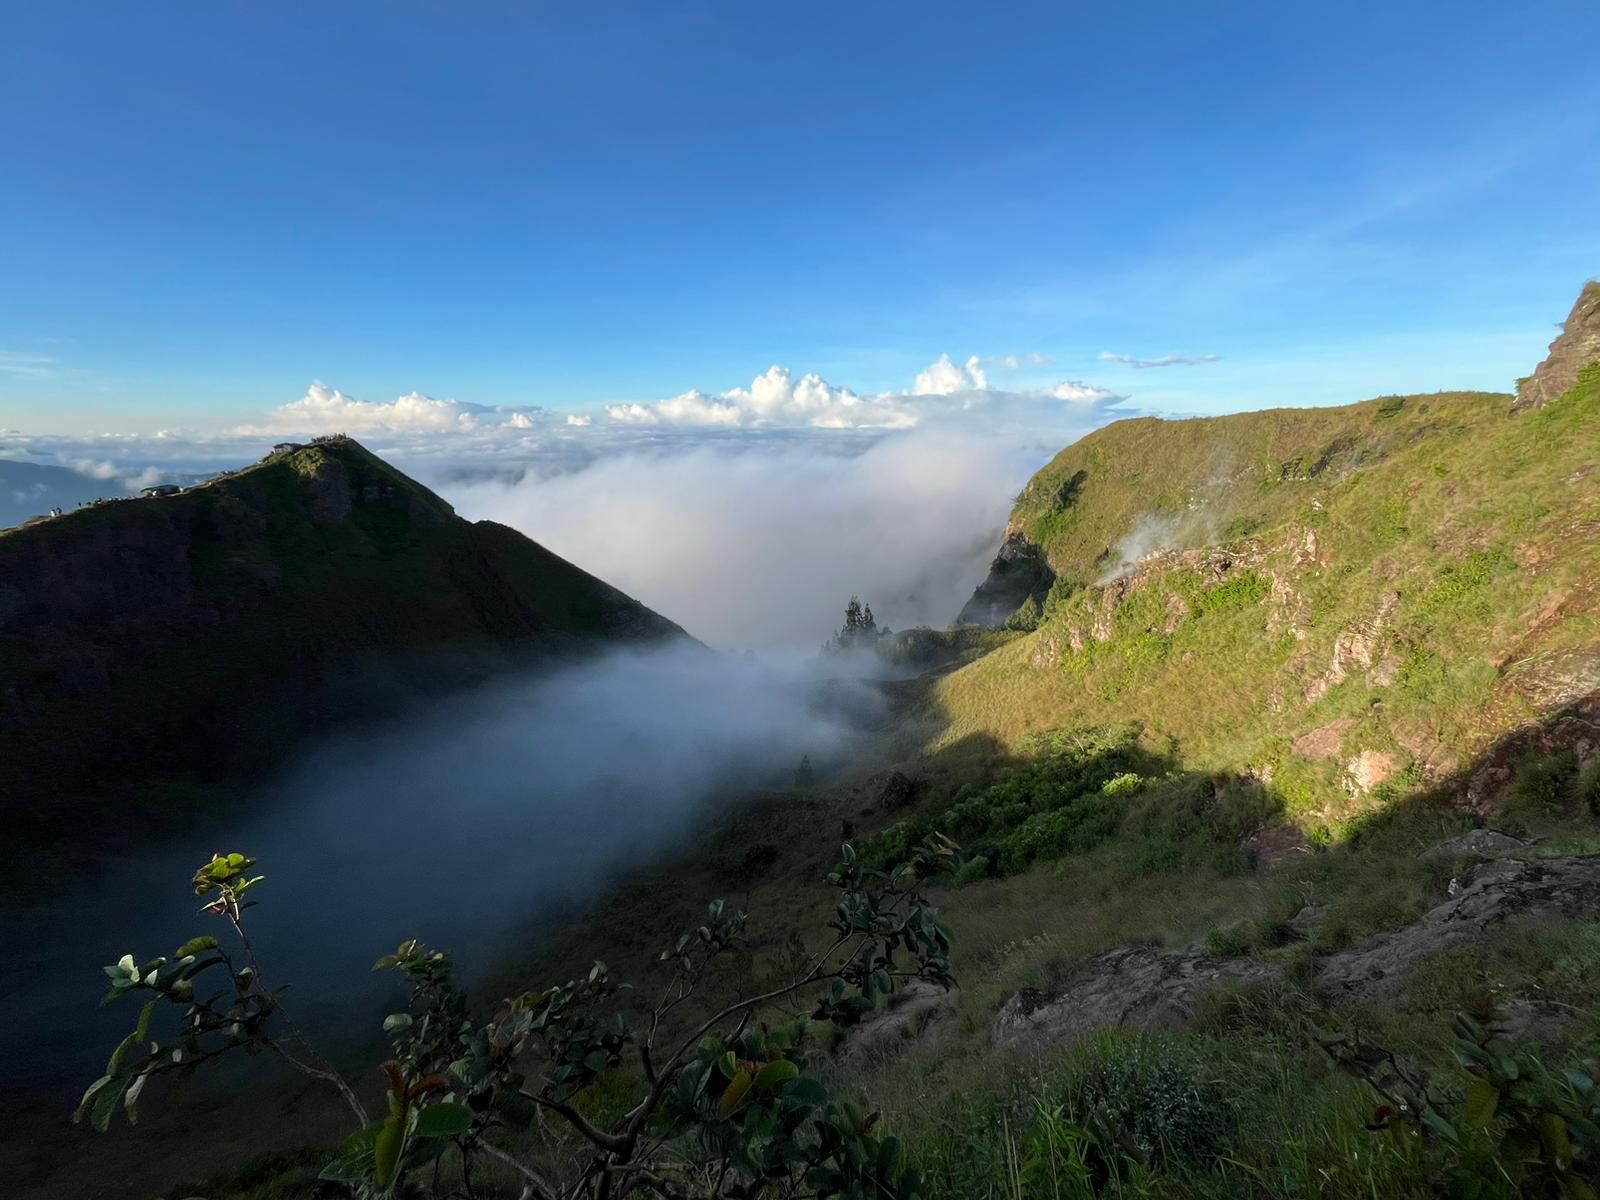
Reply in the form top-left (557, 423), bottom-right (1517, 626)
top-left (2, 1), bottom-right (1598, 435)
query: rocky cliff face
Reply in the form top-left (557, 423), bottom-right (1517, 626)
top-left (1512, 280), bottom-right (1600, 412)
top-left (955, 526), bottom-right (1055, 627)
top-left (0, 437), bottom-right (686, 856)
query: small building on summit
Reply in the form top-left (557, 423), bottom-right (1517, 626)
top-left (139, 484), bottom-right (182, 498)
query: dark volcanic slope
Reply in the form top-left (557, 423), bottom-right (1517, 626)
top-left (0, 436), bottom-right (685, 852)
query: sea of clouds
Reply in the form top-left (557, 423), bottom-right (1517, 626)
top-left (2, 353), bottom-right (1136, 645)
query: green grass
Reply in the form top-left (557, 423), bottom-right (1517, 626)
top-left (932, 375), bottom-right (1600, 829)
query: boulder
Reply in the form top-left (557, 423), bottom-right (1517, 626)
top-left (839, 981), bottom-right (955, 1060)
top-left (991, 944), bottom-right (1278, 1048)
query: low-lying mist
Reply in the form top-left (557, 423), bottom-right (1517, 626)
top-left (440, 430), bottom-right (1051, 650)
top-left (2, 642), bottom-right (883, 1100)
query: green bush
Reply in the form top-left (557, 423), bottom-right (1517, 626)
top-left (859, 726), bottom-right (1154, 876)
top-left (1004, 594), bottom-right (1042, 632)
top-left (1576, 760), bottom-right (1600, 817)
top-left (1509, 749), bottom-right (1580, 813)
top-left (951, 855), bottom-right (992, 886)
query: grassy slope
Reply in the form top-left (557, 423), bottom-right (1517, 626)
top-left (0, 438), bottom-right (685, 859)
top-left (935, 378), bottom-right (1600, 835)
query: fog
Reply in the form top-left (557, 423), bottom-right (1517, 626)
top-left (440, 430), bottom-right (1055, 650)
top-left (2, 642), bottom-right (883, 1100)
top-left (4, 422), bottom-right (1103, 1110)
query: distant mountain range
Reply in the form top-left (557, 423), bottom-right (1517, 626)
top-left (0, 457), bottom-right (120, 528)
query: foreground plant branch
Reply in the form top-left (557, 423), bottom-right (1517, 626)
top-left (78, 838), bottom-right (960, 1199)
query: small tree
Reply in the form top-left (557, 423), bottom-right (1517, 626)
top-left (795, 754), bottom-right (817, 788)
top-left (828, 596), bottom-right (882, 654)
top-left (78, 840), bottom-right (960, 1199)
top-left (1004, 594), bottom-right (1042, 632)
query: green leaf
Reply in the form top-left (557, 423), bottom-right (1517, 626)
top-left (878, 1136), bottom-right (903, 1182)
top-left (175, 935), bottom-right (219, 958)
top-left (382, 1013), bottom-right (414, 1033)
top-left (754, 1059), bottom-right (800, 1093)
top-left (719, 1070), bottom-right (752, 1116)
top-left (90, 1076), bottom-right (129, 1133)
top-left (782, 1077), bottom-right (829, 1111)
top-left (412, 1103), bottom-right (472, 1138)
top-left (133, 996), bottom-right (160, 1045)
top-left (123, 1072), bottom-right (150, 1124)
top-left (1540, 1113), bottom-right (1574, 1171)
top-left (1463, 1080), bottom-right (1500, 1130)
top-left (373, 1113), bottom-right (406, 1188)
top-left (74, 1075), bottom-right (113, 1126)
top-left (1421, 1106), bottom-right (1460, 1145)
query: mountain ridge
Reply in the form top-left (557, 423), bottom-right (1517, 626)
top-left (0, 435), bottom-right (687, 863)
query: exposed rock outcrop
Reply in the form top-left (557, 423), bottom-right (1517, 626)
top-left (992, 945), bottom-right (1278, 1048)
top-left (957, 527), bottom-right (1055, 627)
top-left (838, 981), bottom-right (956, 1060)
top-left (1318, 855), bottom-right (1600, 1002)
top-left (1458, 693), bottom-right (1600, 813)
top-left (1417, 829), bottom-right (1527, 862)
top-left (1304, 591), bottom-right (1401, 702)
top-left (1511, 280), bottom-right (1600, 413)
top-left (989, 855), bottom-right (1600, 1048)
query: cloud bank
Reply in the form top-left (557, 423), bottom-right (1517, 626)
top-left (600, 355), bottom-right (1122, 431)
top-left (442, 429), bottom-right (1073, 651)
top-left (243, 381), bottom-right (546, 435)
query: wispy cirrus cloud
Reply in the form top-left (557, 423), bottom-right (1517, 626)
top-left (0, 351), bottom-right (60, 379)
top-left (1098, 352), bottom-right (1220, 369)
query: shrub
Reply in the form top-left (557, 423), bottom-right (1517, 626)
top-left (951, 855), bottom-right (992, 886)
top-left (1576, 760), bottom-right (1600, 817)
top-left (859, 726), bottom-right (1153, 877)
top-left (1509, 749), bottom-right (1580, 813)
top-left (1004, 594), bottom-right (1042, 632)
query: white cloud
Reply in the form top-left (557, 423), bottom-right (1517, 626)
top-left (244, 382), bottom-right (544, 435)
top-left (997, 355), bottom-right (1020, 370)
top-left (606, 365), bottom-right (919, 430)
top-left (912, 353), bottom-right (989, 396)
top-left (1039, 380), bottom-right (1119, 404)
top-left (565, 414), bottom-right (593, 427)
top-left (1099, 352), bottom-right (1220, 368)
top-left (1028, 351), bottom-right (1055, 367)
top-left (600, 356), bottom-right (1126, 432)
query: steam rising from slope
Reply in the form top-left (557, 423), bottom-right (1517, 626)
top-left (442, 432), bottom-right (1055, 650)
